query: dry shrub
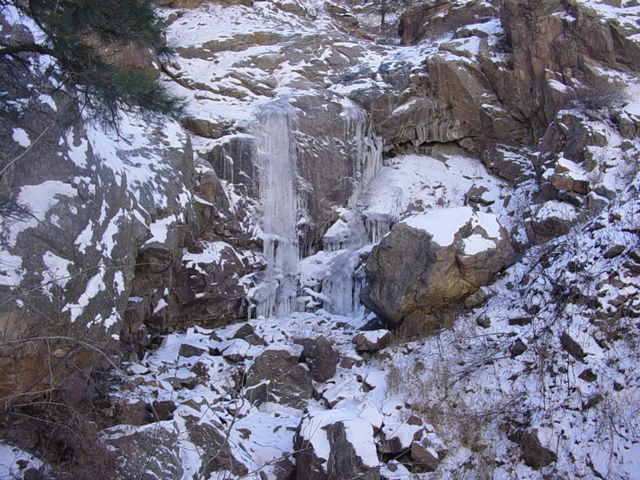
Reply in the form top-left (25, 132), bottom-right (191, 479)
top-left (0, 361), bottom-right (122, 480)
top-left (572, 78), bottom-right (628, 111)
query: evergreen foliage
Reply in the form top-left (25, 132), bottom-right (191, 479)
top-left (0, 0), bottom-right (184, 128)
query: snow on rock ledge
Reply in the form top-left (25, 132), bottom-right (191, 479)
top-left (402, 206), bottom-right (501, 247)
top-left (362, 207), bottom-right (515, 328)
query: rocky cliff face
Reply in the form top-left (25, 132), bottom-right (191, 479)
top-left (1, 0), bottom-right (640, 479)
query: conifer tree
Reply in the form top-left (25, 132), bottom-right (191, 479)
top-left (0, 0), bottom-right (184, 128)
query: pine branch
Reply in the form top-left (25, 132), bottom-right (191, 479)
top-left (0, 42), bottom-right (57, 58)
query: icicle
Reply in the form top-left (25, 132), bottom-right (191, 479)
top-left (340, 99), bottom-right (384, 207)
top-left (307, 101), bottom-right (385, 315)
top-left (252, 101), bottom-right (299, 318)
top-left (363, 216), bottom-right (392, 244)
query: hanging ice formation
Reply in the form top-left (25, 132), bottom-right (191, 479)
top-left (341, 99), bottom-right (384, 208)
top-left (252, 101), bottom-right (299, 318)
top-left (317, 101), bottom-right (385, 315)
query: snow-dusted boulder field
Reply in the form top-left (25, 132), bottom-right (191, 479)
top-left (1, 0), bottom-right (640, 478)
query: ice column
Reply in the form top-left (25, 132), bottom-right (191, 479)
top-left (253, 101), bottom-right (299, 318)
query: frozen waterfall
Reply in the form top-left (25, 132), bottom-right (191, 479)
top-left (250, 98), bottom-right (385, 318)
top-left (252, 101), bottom-right (299, 318)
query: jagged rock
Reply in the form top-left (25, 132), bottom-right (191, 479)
top-left (629, 249), bottom-right (640, 264)
top-left (297, 336), bottom-right (339, 382)
top-left (158, 0), bottom-right (253, 7)
top-left (410, 440), bottom-right (441, 473)
top-left (340, 352), bottom-right (364, 369)
top-left (183, 415), bottom-right (250, 478)
top-left (529, 201), bottom-right (576, 243)
top-left (464, 288), bottom-right (490, 309)
top-left (179, 343), bottom-right (206, 358)
top-left (353, 330), bottom-right (392, 353)
top-left (232, 323), bottom-right (267, 346)
top-left (550, 173), bottom-right (590, 195)
top-left (508, 316), bottom-right (532, 326)
top-left (476, 316), bottom-right (491, 329)
top-left (221, 338), bottom-right (253, 362)
top-left (176, 239), bottom-right (255, 329)
top-left (151, 400), bottom-right (177, 421)
top-left (180, 116), bottom-right (234, 139)
top-left (400, 1), bottom-right (496, 45)
top-left (560, 332), bottom-right (587, 361)
top-left (510, 430), bottom-right (557, 470)
top-left (362, 207), bottom-right (515, 329)
top-left (578, 368), bottom-right (597, 383)
top-left (108, 425), bottom-right (184, 479)
top-left (380, 423), bottom-right (423, 455)
top-left (499, 0), bottom-right (640, 134)
top-left (583, 393), bottom-right (604, 410)
top-left (603, 245), bottom-right (625, 259)
top-left (482, 146), bottom-right (534, 183)
top-left (510, 339), bottom-right (528, 358)
top-left (245, 349), bottom-right (313, 408)
top-left (114, 400), bottom-right (150, 426)
top-left (0, 14), bottom-right (196, 398)
top-left (540, 113), bottom-right (610, 166)
top-left (381, 461), bottom-right (412, 480)
top-left (208, 134), bottom-right (259, 196)
top-left (294, 409), bottom-right (380, 480)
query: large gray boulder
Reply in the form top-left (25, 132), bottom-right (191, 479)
top-left (362, 207), bottom-right (515, 329)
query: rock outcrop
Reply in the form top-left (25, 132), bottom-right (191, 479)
top-left (0, 12), bottom-right (196, 394)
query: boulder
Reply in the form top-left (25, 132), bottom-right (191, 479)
top-left (245, 349), bottom-right (314, 409)
top-left (509, 429), bottom-right (557, 470)
top-left (108, 425), bottom-right (184, 479)
top-left (379, 423), bottom-right (423, 455)
top-left (178, 343), bottom-right (206, 358)
top-left (232, 323), bottom-right (267, 346)
top-left (560, 332), bottom-right (587, 361)
top-left (183, 415), bottom-right (249, 478)
top-left (509, 339), bottom-right (528, 358)
top-left (529, 201), bottom-right (577, 243)
top-left (353, 330), bottom-right (392, 353)
top-left (294, 408), bottom-right (380, 480)
top-left (151, 400), bottom-right (177, 421)
top-left (410, 439), bottom-right (441, 472)
top-left (481, 146), bottom-right (534, 183)
top-left (362, 207), bottom-right (515, 329)
top-left (297, 336), bottom-right (340, 382)
top-left (221, 338), bottom-right (253, 362)
top-left (603, 245), bottom-right (625, 259)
